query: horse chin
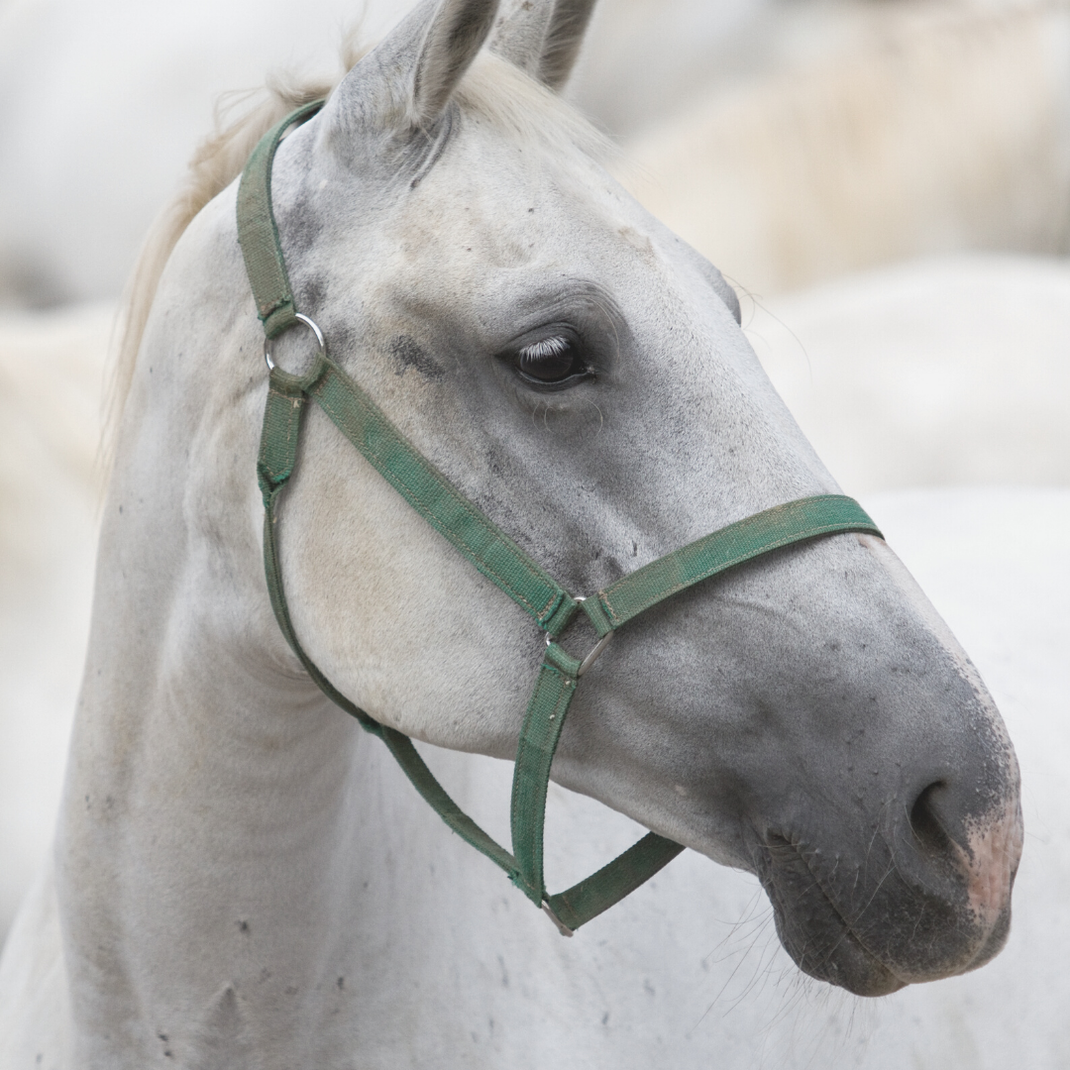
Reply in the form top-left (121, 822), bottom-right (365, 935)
top-left (771, 907), bottom-right (907, 998)
top-left (749, 826), bottom-right (1018, 998)
top-left (753, 841), bottom-right (905, 996)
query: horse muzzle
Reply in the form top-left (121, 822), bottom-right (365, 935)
top-left (752, 782), bottom-right (1023, 997)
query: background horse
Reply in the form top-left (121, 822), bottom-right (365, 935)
top-left (3, 0), bottom-right (1070, 306)
top-left (620, 0), bottom-right (1070, 294)
top-left (750, 254), bottom-right (1070, 491)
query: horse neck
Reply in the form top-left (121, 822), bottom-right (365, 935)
top-left (55, 206), bottom-right (379, 1059)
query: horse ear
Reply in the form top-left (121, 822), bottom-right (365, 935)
top-left (490, 0), bottom-right (597, 90)
top-left (536, 0), bottom-right (598, 90)
top-left (410, 0), bottom-right (502, 126)
top-left (324, 0), bottom-right (500, 136)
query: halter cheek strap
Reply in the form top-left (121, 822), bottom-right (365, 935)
top-left (238, 104), bottom-right (883, 934)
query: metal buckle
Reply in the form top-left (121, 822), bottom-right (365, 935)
top-left (544, 597), bottom-right (614, 678)
top-left (264, 313), bottom-right (326, 372)
top-left (542, 901), bottom-right (575, 937)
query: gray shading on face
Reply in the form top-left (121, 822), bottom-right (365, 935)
top-left (391, 334), bottom-right (446, 379)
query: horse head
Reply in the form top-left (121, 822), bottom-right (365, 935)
top-left (226, 0), bottom-right (1021, 995)
top-left (52, 3), bottom-right (1021, 1057)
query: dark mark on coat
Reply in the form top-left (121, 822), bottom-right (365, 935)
top-left (391, 334), bottom-right (444, 379)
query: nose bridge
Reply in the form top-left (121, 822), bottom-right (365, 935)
top-left (733, 527), bottom-right (1021, 834)
top-left (806, 534), bottom-right (1013, 792)
top-left (808, 599), bottom-right (1022, 979)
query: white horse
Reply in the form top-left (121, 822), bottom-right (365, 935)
top-left (620, 0), bottom-right (1070, 295)
top-left (747, 253), bottom-right (1070, 493)
top-left (4, 257), bottom-right (1068, 950)
top-left (3, 272), bottom-right (1068, 1068)
top-left (0, 1), bottom-right (1023, 1065)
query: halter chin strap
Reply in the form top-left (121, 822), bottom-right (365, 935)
top-left (237, 104), bottom-right (883, 934)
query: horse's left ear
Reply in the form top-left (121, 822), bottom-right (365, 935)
top-left (490, 0), bottom-right (598, 90)
top-left (323, 0), bottom-right (501, 137)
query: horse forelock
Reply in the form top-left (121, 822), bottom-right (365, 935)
top-left (103, 35), bottom-right (611, 476)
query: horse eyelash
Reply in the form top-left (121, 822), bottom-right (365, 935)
top-left (519, 335), bottom-right (570, 360)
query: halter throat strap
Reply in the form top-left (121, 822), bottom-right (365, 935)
top-left (237, 104), bottom-right (883, 934)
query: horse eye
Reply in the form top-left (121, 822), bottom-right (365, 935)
top-left (509, 331), bottom-right (589, 386)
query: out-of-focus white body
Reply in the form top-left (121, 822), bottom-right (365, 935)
top-left (0, 305), bottom-right (109, 935)
top-left (620, 3), bottom-right (1070, 294)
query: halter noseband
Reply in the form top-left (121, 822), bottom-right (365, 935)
top-left (237, 103), bottom-right (882, 935)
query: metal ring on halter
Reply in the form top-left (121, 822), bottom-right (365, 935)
top-left (544, 597), bottom-right (615, 678)
top-left (264, 313), bottom-right (326, 372)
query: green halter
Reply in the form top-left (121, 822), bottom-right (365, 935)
top-left (237, 102), bottom-right (883, 935)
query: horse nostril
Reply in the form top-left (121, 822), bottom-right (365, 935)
top-left (910, 781), bottom-right (952, 855)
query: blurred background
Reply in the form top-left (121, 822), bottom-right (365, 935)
top-left (1, 0), bottom-right (1068, 971)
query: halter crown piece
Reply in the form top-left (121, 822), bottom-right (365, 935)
top-left (237, 103), bottom-right (883, 935)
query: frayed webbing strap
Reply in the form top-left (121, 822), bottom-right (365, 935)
top-left (253, 352), bottom-right (690, 929)
top-left (580, 496), bottom-right (881, 636)
top-left (254, 362), bottom-right (679, 927)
